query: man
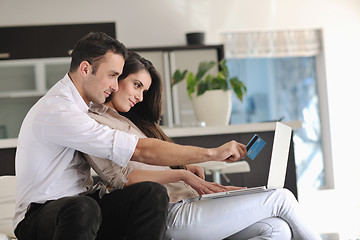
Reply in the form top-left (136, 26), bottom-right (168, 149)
top-left (14, 32), bottom-right (246, 240)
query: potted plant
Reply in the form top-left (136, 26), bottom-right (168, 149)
top-left (172, 59), bottom-right (246, 126)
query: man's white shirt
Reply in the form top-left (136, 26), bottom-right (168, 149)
top-left (13, 74), bottom-right (139, 229)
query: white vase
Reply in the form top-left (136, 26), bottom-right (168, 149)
top-left (191, 89), bottom-right (232, 126)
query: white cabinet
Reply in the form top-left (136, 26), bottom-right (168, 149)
top-left (135, 45), bottom-right (223, 127)
top-left (0, 58), bottom-right (70, 138)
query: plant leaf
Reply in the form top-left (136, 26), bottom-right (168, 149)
top-left (219, 59), bottom-right (229, 78)
top-left (172, 59), bottom-right (247, 102)
top-left (230, 77), bottom-right (247, 101)
top-left (172, 70), bottom-right (187, 87)
top-left (197, 81), bottom-right (208, 96)
top-left (186, 72), bottom-right (196, 99)
top-left (196, 61), bottom-right (216, 80)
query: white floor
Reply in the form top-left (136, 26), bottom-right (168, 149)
top-left (298, 188), bottom-right (360, 240)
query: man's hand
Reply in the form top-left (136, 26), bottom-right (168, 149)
top-left (212, 140), bottom-right (247, 162)
top-left (134, 138), bottom-right (247, 166)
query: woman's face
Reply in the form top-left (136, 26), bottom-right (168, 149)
top-left (110, 69), bottom-right (152, 112)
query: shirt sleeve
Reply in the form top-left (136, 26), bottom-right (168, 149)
top-left (38, 100), bottom-right (138, 168)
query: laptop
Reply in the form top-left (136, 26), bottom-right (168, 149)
top-left (183, 122), bottom-right (292, 202)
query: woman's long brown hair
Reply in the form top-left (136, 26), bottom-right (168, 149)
top-left (112, 52), bottom-right (184, 169)
top-left (114, 51), bottom-right (173, 143)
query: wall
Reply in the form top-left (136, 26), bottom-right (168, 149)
top-left (1, 0), bottom-right (360, 236)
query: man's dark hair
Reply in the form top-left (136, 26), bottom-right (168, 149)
top-left (69, 32), bottom-right (128, 74)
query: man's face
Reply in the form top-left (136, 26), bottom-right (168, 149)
top-left (82, 52), bottom-right (125, 104)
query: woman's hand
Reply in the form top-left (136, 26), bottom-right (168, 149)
top-left (184, 164), bottom-right (205, 180)
top-left (180, 170), bottom-right (245, 196)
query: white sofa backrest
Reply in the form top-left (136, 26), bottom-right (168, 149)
top-left (0, 176), bottom-right (16, 239)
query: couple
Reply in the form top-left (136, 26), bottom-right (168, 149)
top-left (14, 32), bottom-right (321, 239)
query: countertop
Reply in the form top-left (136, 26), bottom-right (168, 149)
top-left (163, 121), bottom-right (302, 137)
top-left (0, 121), bottom-right (302, 149)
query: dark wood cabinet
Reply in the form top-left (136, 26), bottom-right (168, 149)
top-left (0, 148), bottom-right (16, 176)
top-left (0, 27), bottom-right (40, 60)
top-left (37, 23), bottom-right (116, 58)
top-left (0, 22), bottom-right (116, 60)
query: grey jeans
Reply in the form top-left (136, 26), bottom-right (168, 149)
top-left (164, 188), bottom-right (321, 240)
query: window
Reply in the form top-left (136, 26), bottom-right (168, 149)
top-left (221, 29), bottom-right (333, 191)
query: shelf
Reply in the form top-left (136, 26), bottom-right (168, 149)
top-left (0, 91), bottom-right (45, 98)
top-left (163, 121), bottom-right (302, 138)
top-left (0, 138), bottom-right (17, 149)
top-left (0, 121), bottom-right (302, 149)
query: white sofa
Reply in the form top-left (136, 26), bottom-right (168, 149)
top-left (0, 176), bottom-right (16, 240)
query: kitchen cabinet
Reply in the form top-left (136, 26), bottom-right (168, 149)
top-left (0, 27), bottom-right (39, 60)
top-left (0, 23), bottom-right (115, 60)
top-left (0, 57), bottom-right (71, 138)
top-left (37, 23), bottom-right (116, 58)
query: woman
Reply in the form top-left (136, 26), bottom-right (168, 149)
top-left (84, 51), bottom-right (321, 240)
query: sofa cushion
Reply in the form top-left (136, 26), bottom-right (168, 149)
top-left (0, 233), bottom-right (12, 240)
top-left (0, 176), bottom-right (16, 238)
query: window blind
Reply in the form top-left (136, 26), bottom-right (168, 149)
top-left (220, 29), bottom-right (322, 58)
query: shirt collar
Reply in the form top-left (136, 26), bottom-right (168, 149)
top-left (63, 73), bottom-right (90, 113)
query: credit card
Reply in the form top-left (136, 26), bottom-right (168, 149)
top-left (246, 134), bottom-right (266, 160)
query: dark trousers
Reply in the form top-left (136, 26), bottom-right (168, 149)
top-left (15, 181), bottom-right (169, 240)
